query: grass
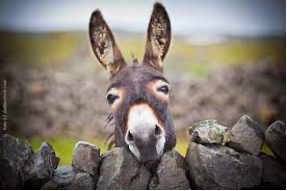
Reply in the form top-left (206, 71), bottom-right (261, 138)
top-left (261, 142), bottom-right (275, 157)
top-left (113, 35), bottom-right (286, 77)
top-left (0, 32), bottom-right (285, 77)
top-left (29, 134), bottom-right (275, 166)
top-left (28, 132), bottom-right (191, 166)
top-left (29, 137), bottom-right (78, 166)
top-left (29, 135), bottom-right (190, 166)
top-left (29, 136), bottom-right (109, 166)
top-left (0, 32), bottom-right (82, 66)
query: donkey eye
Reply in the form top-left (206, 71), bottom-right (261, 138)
top-left (157, 85), bottom-right (169, 94)
top-left (106, 94), bottom-right (119, 105)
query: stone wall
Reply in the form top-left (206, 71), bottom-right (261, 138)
top-left (0, 115), bottom-right (285, 190)
top-left (2, 61), bottom-right (285, 138)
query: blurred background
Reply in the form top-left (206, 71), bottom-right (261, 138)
top-left (0, 0), bottom-right (285, 165)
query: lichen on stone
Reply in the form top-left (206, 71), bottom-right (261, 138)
top-left (189, 119), bottom-right (230, 145)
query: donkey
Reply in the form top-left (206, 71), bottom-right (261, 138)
top-left (89, 2), bottom-right (176, 162)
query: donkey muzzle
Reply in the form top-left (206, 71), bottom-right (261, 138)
top-left (125, 104), bottom-right (165, 162)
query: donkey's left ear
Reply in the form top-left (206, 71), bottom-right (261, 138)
top-left (143, 2), bottom-right (171, 71)
top-left (89, 10), bottom-right (126, 76)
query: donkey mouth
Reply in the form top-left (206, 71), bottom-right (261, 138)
top-left (126, 131), bottom-right (165, 163)
top-left (128, 144), bottom-right (163, 163)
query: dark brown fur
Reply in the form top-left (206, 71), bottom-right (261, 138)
top-left (89, 2), bottom-right (176, 161)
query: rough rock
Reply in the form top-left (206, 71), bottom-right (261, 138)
top-left (42, 166), bottom-right (95, 190)
top-left (149, 150), bottom-right (189, 190)
top-left (54, 166), bottom-right (75, 184)
top-left (260, 154), bottom-right (286, 189)
top-left (186, 142), bottom-right (262, 189)
top-left (228, 115), bottom-right (264, 155)
top-left (42, 166), bottom-right (75, 189)
top-left (0, 134), bottom-right (34, 189)
top-left (265, 120), bottom-right (286, 162)
top-left (189, 120), bottom-right (230, 145)
top-left (72, 141), bottom-right (100, 176)
top-left (97, 147), bottom-right (151, 190)
top-left (66, 173), bottom-right (94, 190)
top-left (23, 142), bottom-right (60, 189)
top-left (0, 134), bottom-right (34, 172)
top-left (0, 158), bottom-right (20, 189)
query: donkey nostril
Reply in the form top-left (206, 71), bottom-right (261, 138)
top-left (127, 131), bottom-right (134, 141)
top-left (155, 125), bottom-right (162, 136)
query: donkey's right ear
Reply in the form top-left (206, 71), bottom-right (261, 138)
top-left (89, 10), bottom-right (126, 76)
top-left (143, 3), bottom-right (171, 71)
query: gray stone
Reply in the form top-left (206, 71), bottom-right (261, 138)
top-left (66, 173), bottom-right (95, 190)
top-left (42, 166), bottom-right (96, 190)
top-left (0, 158), bottom-right (20, 189)
top-left (0, 134), bottom-right (34, 189)
top-left (265, 120), bottom-right (286, 163)
top-left (23, 142), bottom-right (60, 189)
top-left (149, 150), bottom-right (189, 190)
top-left (54, 166), bottom-right (75, 184)
top-left (72, 141), bottom-right (100, 176)
top-left (0, 134), bottom-right (34, 172)
top-left (260, 154), bottom-right (286, 189)
top-left (41, 166), bottom-right (75, 189)
top-left (228, 115), bottom-right (264, 155)
top-left (97, 147), bottom-right (151, 190)
top-left (186, 142), bottom-right (262, 189)
top-left (41, 179), bottom-right (63, 190)
top-left (189, 120), bottom-right (230, 145)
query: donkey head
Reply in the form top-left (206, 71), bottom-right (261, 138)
top-left (89, 2), bottom-right (176, 162)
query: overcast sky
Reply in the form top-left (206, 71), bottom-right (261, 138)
top-left (0, 0), bottom-right (285, 36)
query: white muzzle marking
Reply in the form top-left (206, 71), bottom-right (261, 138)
top-left (125, 104), bottom-right (165, 159)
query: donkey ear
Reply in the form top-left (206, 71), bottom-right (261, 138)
top-left (89, 10), bottom-right (126, 76)
top-left (143, 2), bottom-right (171, 71)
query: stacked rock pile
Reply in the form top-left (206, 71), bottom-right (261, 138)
top-left (186, 116), bottom-right (286, 189)
top-left (0, 115), bottom-right (285, 190)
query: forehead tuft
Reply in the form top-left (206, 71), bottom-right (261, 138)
top-left (109, 64), bottom-right (166, 85)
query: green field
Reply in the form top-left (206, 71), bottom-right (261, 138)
top-left (29, 136), bottom-right (108, 165)
top-left (0, 32), bottom-right (285, 77)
